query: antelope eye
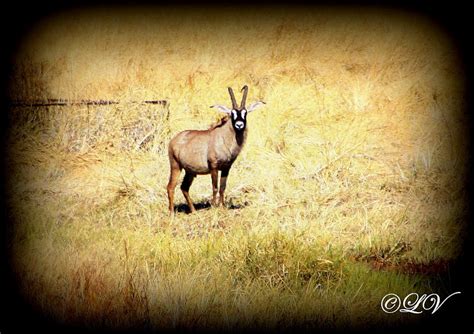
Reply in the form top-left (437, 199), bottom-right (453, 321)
top-left (241, 109), bottom-right (247, 118)
top-left (231, 110), bottom-right (238, 120)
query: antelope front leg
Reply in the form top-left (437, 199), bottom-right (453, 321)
top-left (211, 168), bottom-right (219, 206)
top-left (219, 168), bottom-right (230, 207)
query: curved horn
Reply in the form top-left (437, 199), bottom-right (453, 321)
top-left (240, 85), bottom-right (248, 109)
top-left (228, 87), bottom-right (238, 109)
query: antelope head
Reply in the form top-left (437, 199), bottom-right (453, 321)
top-left (211, 85), bottom-right (265, 132)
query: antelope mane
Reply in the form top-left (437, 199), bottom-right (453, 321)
top-left (208, 115), bottom-right (230, 130)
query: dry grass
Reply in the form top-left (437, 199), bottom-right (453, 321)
top-left (6, 6), bottom-right (468, 331)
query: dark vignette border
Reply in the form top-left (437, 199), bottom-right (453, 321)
top-left (1, 1), bottom-right (472, 333)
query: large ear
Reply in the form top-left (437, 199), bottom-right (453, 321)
top-left (211, 105), bottom-right (232, 114)
top-left (247, 101), bottom-right (266, 112)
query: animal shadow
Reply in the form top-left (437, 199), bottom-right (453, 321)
top-left (174, 199), bottom-right (249, 214)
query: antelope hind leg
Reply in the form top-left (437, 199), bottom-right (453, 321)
top-left (181, 172), bottom-right (196, 213)
top-left (211, 169), bottom-right (219, 206)
top-left (167, 167), bottom-right (181, 216)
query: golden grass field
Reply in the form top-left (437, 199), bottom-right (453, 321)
top-left (5, 6), bottom-right (469, 331)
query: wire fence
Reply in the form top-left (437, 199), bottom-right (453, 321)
top-left (9, 99), bottom-right (168, 107)
top-left (8, 98), bottom-right (171, 152)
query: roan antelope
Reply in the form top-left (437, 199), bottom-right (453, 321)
top-left (167, 85), bottom-right (265, 215)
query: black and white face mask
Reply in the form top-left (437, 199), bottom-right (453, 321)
top-left (230, 108), bottom-right (247, 131)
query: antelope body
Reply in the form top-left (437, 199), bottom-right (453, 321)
top-left (167, 85), bottom-right (264, 214)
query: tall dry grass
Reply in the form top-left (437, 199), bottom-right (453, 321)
top-left (6, 6), bottom-right (468, 331)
